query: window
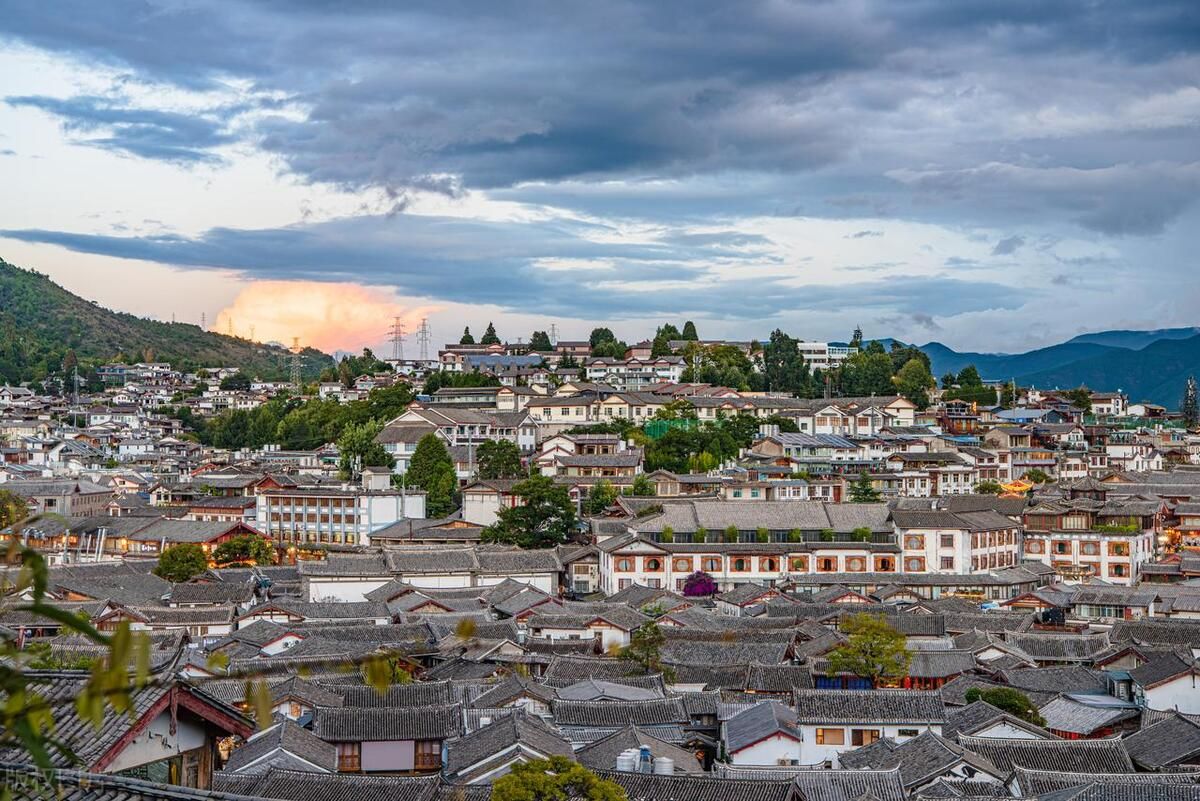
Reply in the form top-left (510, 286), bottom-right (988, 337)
top-left (1109, 542), bottom-right (1129, 556)
top-left (940, 534), bottom-right (955, 549)
top-left (644, 558), bottom-right (663, 572)
top-left (941, 557), bottom-right (954, 570)
top-left (618, 579), bottom-right (631, 590)
top-left (732, 558), bottom-right (748, 572)
top-left (818, 557), bottom-right (836, 572)
top-left (851, 729), bottom-right (881, 746)
top-left (761, 557), bottom-right (778, 572)
top-left (615, 558), bottom-right (633, 572)
top-left (790, 556), bottom-right (808, 572)
top-left (703, 557), bottom-right (722, 572)
top-left (815, 728), bottom-right (844, 745)
top-left (673, 557), bottom-right (692, 572)
top-left (415, 739), bottom-right (441, 771)
top-left (1053, 540), bottom-right (1071, 555)
top-left (897, 729), bottom-right (919, 738)
top-left (1109, 564), bottom-right (1128, 578)
top-left (337, 742), bottom-right (361, 772)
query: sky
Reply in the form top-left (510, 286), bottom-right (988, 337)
top-left (0, 1), bottom-right (1198, 357)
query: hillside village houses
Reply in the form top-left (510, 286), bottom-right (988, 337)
top-left (7, 340), bottom-right (1200, 799)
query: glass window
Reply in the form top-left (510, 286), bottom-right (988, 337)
top-left (815, 728), bottom-right (844, 745)
top-left (851, 729), bottom-right (881, 746)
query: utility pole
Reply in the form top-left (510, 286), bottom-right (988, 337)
top-left (390, 316), bottom-right (406, 362)
top-left (290, 337), bottom-right (303, 388)
top-left (416, 318), bottom-right (432, 361)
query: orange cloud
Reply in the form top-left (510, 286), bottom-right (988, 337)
top-left (214, 281), bottom-right (438, 353)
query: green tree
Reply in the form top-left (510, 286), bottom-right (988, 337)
top-left (626, 473), bottom-right (655, 497)
top-left (482, 474), bottom-right (576, 548)
top-left (460, 326), bottom-right (475, 345)
top-left (0, 488), bottom-right (28, 529)
top-left (585, 479), bottom-right (618, 515)
top-left (219, 372), bottom-right (251, 391)
top-left (941, 371), bottom-right (958, 389)
top-left (894, 357), bottom-right (935, 409)
top-left (529, 330), bottom-right (553, 352)
top-left (1183, 376), bottom-right (1199, 428)
top-left (650, 331), bottom-right (673, 357)
top-left (491, 756), bottom-right (626, 801)
top-left (849, 471), bottom-right (882, 503)
top-left (154, 543), bottom-right (209, 583)
top-left (621, 622), bottom-right (675, 682)
top-left (957, 365), bottom-right (983, 387)
top-left (964, 687), bottom-right (1046, 727)
top-left (975, 480), bottom-right (1003, 495)
top-left (337, 419), bottom-right (394, 479)
top-left (1064, 387), bottom-right (1092, 413)
top-left (681, 320), bottom-right (699, 341)
top-left (212, 534), bottom-right (274, 566)
top-left (407, 434), bottom-right (457, 517)
top-left (589, 327), bottom-right (616, 348)
top-left (1000, 380), bottom-right (1018, 409)
top-left (840, 351), bottom-right (895, 397)
top-left (590, 339), bottom-right (628, 359)
top-left (477, 439), bottom-right (523, 480)
top-left (1024, 468), bottom-right (1051, 484)
top-left (480, 323), bottom-right (501, 346)
top-left (827, 613), bottom-right (911, 686)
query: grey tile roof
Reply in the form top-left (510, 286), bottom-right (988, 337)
top-left (838, 731), bottom-right (1001, 789)
top-left (213, 767), bottom-right (443, 801)
top-left (1121, 711), bottom-right (1200, 769)
top-left (723, 700), bottom-right (800, 753)
top-left (942, 700), bottom-right (1055, 741)
top-left (1129, 650), bottom-right (1197, 688)
top-left (552, 697), bottom-right (689, 727)
top-left (598, 769), bottom-right (797, 801)
top-left (793, 689), bottom-right (946, 724)
top-left (575, 725), bottom-right (705, 774)
top-left (223, 719), bottom-right (337, 774)
top-left (556, 678), bottom-right (663, 702)
top-left (957, 735), bottom-right (1134, 775)
top-left (1010, 767), bottom-right (1200, 797)
top-left (311, 703), bottom-right (463, 742)
top-left (1110, 619), bottom-right (1200, 647)
top-left (716, 765), bottom-right (908, 801)
top-left (0, 765), bottom-right (263, 801)
top-left (443, 713), bottom-right (572, 778)
top-left (540, 656), bottom-right (654, 688)
top-left (335, 680), bottom-right (456, 708)
top-left (907, 650), bottom-right (978, 679)
top-left (1000, 632), bottom-right (1111, 663)
top-left (998, 665), bottom-right (1108, 694)
top-left (744, 663), bottom-right (814, 693)
top-left (1036, 695), bottom-right (1138, 736)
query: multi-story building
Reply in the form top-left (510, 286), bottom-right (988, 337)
top-left (255, 474), bottom-right (426, 547)
top-left (795, 341), bottom-right (858, 370)
top-left (892, 508), bottom-right (1020, 574)
top-left (583, 357), bottom-right (685, 391)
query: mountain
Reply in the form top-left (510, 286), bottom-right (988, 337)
top-left (1015, 334), bottom-right (1200, 408)
top-left (1066, 327), bottom-right (1200, 350)
top-left (919, 341), bottom-right (1123, 382)
top-left (0, 258), bottom-right (333, 384)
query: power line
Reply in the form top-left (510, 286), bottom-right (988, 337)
top-left (416, 318), bottom-right (432, 361)
top-left (290, 337), bottom-right (303, 388)
top-left (389, 316), bottom-right (406, 361)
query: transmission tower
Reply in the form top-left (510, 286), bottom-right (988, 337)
top-left (416, 318), bottom-right (432, 361)
top-left (200, 312), bottom-right (206, 330)
top-left (227, 317), bottom-right (234, 336)
top-left (249, 324), bottom-right (255, 342)
top-left (290, 337), bottom-right (303, 387)
top-left (389, 317), bottom-right (406, 361)
top-left (549, 323), bottom-right (559, 346)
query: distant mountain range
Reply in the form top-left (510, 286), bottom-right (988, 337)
top-left (0, 258), bottom-right (333, 383)
top-left (919, 328), bottom-right (1200, 408)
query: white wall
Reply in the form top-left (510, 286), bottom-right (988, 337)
top-left (105, 712), bottom-right (208, 773)
top-left (730, 733), bottom-right (802, 766)
top-left (1144, 674), bottom-right (1200, 713)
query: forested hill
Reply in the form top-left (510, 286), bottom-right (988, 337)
top-left (0, 258), bottom-right (333, 385)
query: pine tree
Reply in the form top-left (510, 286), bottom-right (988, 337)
top-left (850, 326), bottom-right (863, 348)
top-left (407, 434), bottom-right (457, 517)
top-left (528, 330), bottom-right (552, 352)
top-left (480, 322), bottom-right (501, 345)
top-left (1183, 376), bottom-right (1198, 428)
top-left (681, 320), bottom-right (699, 341)
top-left (460, 327), bottom-right (475, 345)
top-left (849, 470), bottom-right (882, 503)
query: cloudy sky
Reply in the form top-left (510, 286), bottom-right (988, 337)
top-left (1, 2), bottom-right (1198, 355)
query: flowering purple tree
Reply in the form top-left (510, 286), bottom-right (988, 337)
top-left (682, 570), bottom-right (717, 597)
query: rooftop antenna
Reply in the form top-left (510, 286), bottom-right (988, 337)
top-left (416, 317), bottom-right (432, 361)
top-left (390, 316), bottom-right (406, 362)
top-left (290, 337), bottom-right (303, 388)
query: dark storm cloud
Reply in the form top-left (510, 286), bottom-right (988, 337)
top-left (2, 0), bottom-right (1195, 227)
top-left (0, 216), bottom-right (1028, 320)
top-left (6, 95), bottom-right (236, 164)
top-left (991, 235), bottom-right (1025, 256)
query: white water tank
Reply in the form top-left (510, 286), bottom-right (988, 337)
top-left (653, 757), bottom-right (674, 775)
top-left (616, 749), bottom-right (639, 772)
